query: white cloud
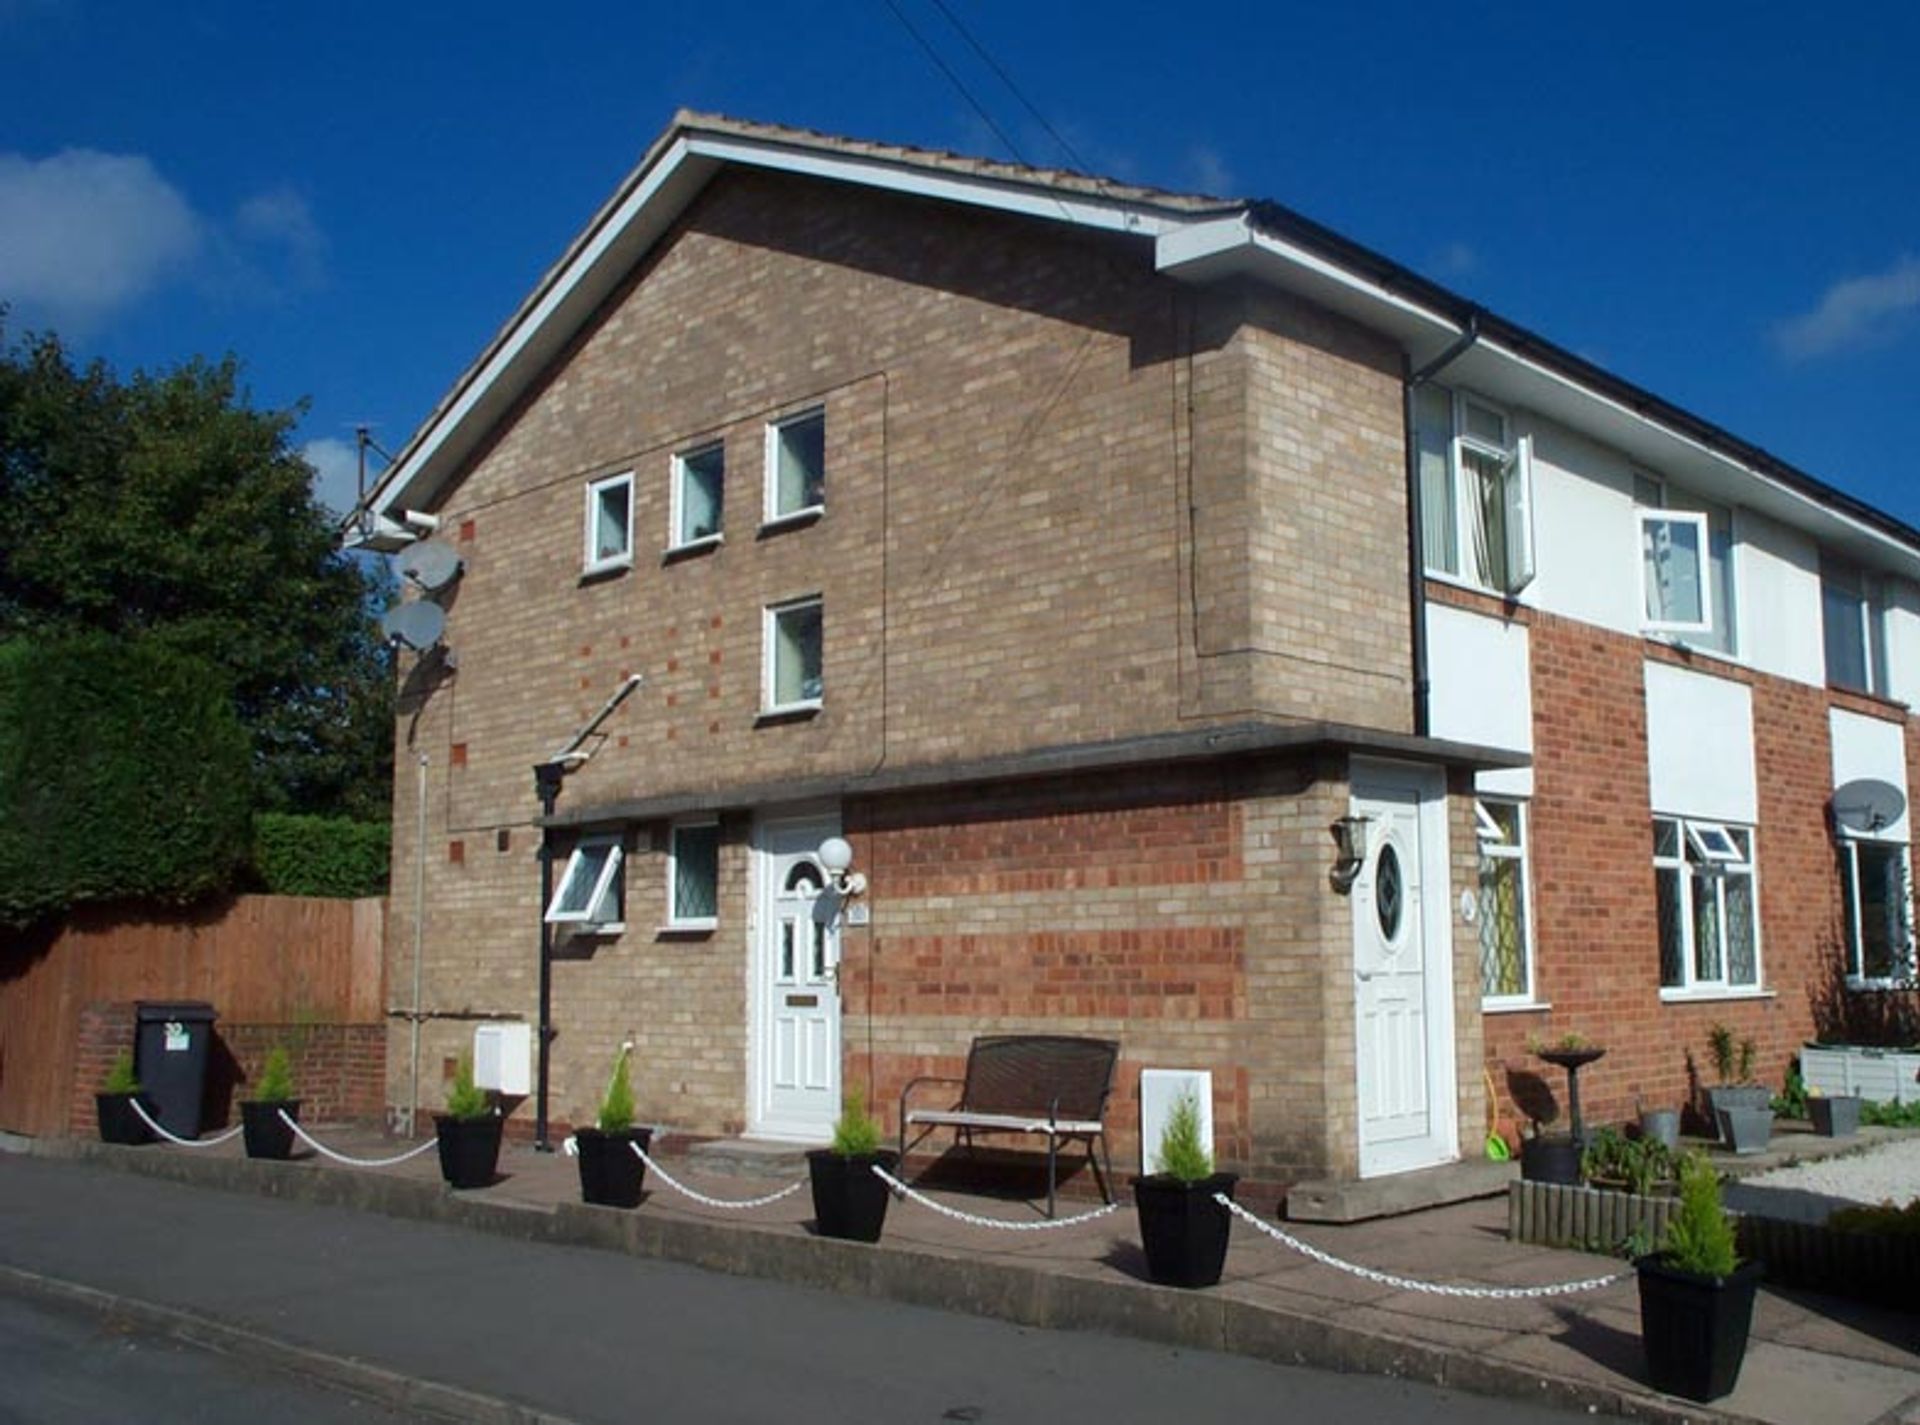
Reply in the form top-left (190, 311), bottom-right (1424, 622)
top-left (1773, 254), bottom-right (1920, 361)
top-left (1431, 241), bottom-right (1477, 279)
top-left (0, 149), bottom-right (202, 328)
top-left (302, 436), bottom-right (363, 518)
top-left (234, 186), bottom-right (326, 287)
top-left (1185, 145), bottom-right (1236, 197)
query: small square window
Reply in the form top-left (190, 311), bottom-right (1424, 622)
top-left (766, 408), bottom-right (825, 523)
top-left (668, 822), bottom-right (720, 927)
top-left (765, 597), bottom-right (823, 712)
top-left (584, 473), bottom-right (634, 574)
top-left (545, 837), bottom-right (624, 928)
top-left (1639, 510), bottom-right (1711, 633)
top-left (672, 443), bottom-right (725, 550)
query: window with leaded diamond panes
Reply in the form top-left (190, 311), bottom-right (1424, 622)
top-left (1653, 816), bottom-right (1760, 995)
top-left (1476, 798), bottom-right (1534, 1004)
top-left (667, 821), bottom-right (719, 929)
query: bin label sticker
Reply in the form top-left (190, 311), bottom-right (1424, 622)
top-left (164, 1022), bottom-right (188, 1052)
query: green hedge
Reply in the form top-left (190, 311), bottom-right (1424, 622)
top-left (252, 813), bottom-right (390, 898)
top-left (0, 634), bottom-right (253, 926)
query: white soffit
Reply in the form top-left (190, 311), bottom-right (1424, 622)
top-left (1644, 661), bottom-right (1758, 824)
top-left (1829, 707), bottom-right (1910, 841)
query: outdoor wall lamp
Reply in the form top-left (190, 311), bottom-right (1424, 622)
top-left (817, 836), bottom-right (868, 901)
top-left (1329, 815), bottom-right (1372, 893)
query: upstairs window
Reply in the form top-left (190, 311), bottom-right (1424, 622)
top-left (1821, 557), bottom-right (1888, 695)
top-left (765, 596), bottom-right (823, 713)
top-left (1414, 385), bottom-right (1535, 596)
top-left (668, 821), bottom-right (720, 929)
top-left (545, 836), bottom-right (624, 930)
top-left (766, 408), bottom-right (826, 525)
top-left (1476, 798), bottom-right (1535, 1004)
top-left (1635, 475), bottom-right (1735, 653)
top-left (1654, 816), bottom-right (1759, 995)
top-left (1839, 838), bottom-right (1912, 985)
top-left (583, 472), bottom-right (634, 575)
top-left (671, 443), bottom-right (725, 550)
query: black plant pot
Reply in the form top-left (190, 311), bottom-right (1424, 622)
top-left (95, 1092), bottom-right (153, 1146)
top-left (1636, 1254), bottom-right (1763, 1403)
top-left (433, 1113), bottom-right (504, 1189)
top-left (1132, 1172), bottom-right (1238, 1288)
top-left (241, 1099), bottom-right (300, 1160)
top-left (1521, 1134), bottom-right (1582, 1184)
top-left (806, 1149), bottom-right (897, 1242)
top-left (575, 1126), bottom-right (651, 1208)
top-left (1809, 1096), bottom-right (1860, 1138)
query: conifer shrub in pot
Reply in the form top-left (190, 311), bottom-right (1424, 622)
top-left (433, 1055), bottom-right (502, 1190)
top-left (575, 1044), bottom-right (651, 1208)
top-left (806, 1090), bottom-right (897, 1242)
top-left (1132, 1089), bottom-right (1238, 1289)
top-left (1636, 1152), bottom-right (1763, 1402)
top-left (95, 1050), bottom-right (153, 1145)
top-left (240, 1046), bottom-right (301, 1160)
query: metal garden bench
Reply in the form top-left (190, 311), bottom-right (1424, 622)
top-left (898, 1034), bottom-right (1118, 1217)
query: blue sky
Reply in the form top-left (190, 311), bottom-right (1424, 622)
top-left (2, 2), bottom-right (1915, 527)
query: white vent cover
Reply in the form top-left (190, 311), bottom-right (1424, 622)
top-left (1138, 1067), bottom-right (1214, 1175)
top-left (473, 1023), bottom-right (532, 1096)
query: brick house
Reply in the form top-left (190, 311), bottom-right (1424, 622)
top-left (358, 112), bottom-right (1920, 1195)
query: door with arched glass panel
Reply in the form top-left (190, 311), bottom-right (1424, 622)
top-left (752, 814), bottom-right (841, 1139)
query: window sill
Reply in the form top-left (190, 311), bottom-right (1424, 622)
top-left (1483, 1000), bottom-right (1551, 1015)
top-left (756, 703), bottom-right (821, 727)
top-left (1422, 567), bottom-right (1529, 605)
top-left (656, 922), bottom-right (716, 939)
top-left (1659, 988), bottom-right (1775, 1005)
top-left (553, 921), bottom-right (625, 937)
top-left (1642, 632), bottom-right (1744, 669)
top-left (579, 558), bottom-right (633, 585)
top-left (1845, 977), bottom-right (1916, 994)
top-left (758, 507), bottom-right (824, 539)
top-left (663, 535), bottom-right (723, 564)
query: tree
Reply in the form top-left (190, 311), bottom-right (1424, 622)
top-left (0, 329), bottom-right (392, 820)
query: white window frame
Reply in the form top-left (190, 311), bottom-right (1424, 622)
top-left (1419, 387), bottom-right (1536, 596)
top-left (583, 471), bottom-right (635, 575)
top-left (1476, 796), bottom-right (1537, 1008)
top-left (544, 835), bottom-right (625, 931)
top-left (763, 595), bottom-right (824, 714)
top-left (1654, 815), bottom-right (1762, 997)
top-left (669, 442), bottom-right (725, 552)
top-left (1839, 836), bottom-right (1914, 987)
top-left (666, 820), bottom-right (721, 931)
top-left (763, 406), bottom-right (827, 527)
top-left (1637, 508), bottom-right (1713, 635)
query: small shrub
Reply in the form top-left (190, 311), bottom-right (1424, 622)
top-left (1706, 1023), bottom-right (1737, 1083)
top-left (1582, 1125), bottom-right (1675, 1195)
top-left (444, 1056), bottom-right (489, 1120)
top-left (253, 1046), bottom-right (296, 1104)
top-left (101, 1050), bottom-right (140, 1095)
top-left (1772, 1062), bottom-right (1808, 1121)
top-left (1153, 1089), bottom-right (1214, 1182)
top-left (1861, 1099), bottom-right (1920, 1128)
top-left (1827, 1198), bottom-right (1920, 1236)
top-left (251, 813), bottom-right (390, 898)
top-left (597, 1045), bottom-right (635, 1133)
top-left (1661, 1153), bottom-right (1739, 1278)
top-left (829, 1087), bottom-right (882, 1158)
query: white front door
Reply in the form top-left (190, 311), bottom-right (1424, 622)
top-left (749, 814), bottom-right (841, 1141)
top-left (1352, 761), bottom-right (1457, 1178)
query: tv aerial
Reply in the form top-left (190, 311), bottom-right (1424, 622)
top-left (379, 600), bottom-right (447, 653)
top-left (1833, 779), bottom-right (1906, 834)
top-left (395, 538), bottom-right (462, 594)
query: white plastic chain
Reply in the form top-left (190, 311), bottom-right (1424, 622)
top-left (873, 1165), bottom-right (1122, 1231)
top-left (630, 1142), bottom-right (805, 1210)
top-left (278, 1109), bottom-right (439, 1168)
top-left (1216, 1195), bottom-right (1627, 1299)
top-left (129, 1099), bottom-right (245, 1148)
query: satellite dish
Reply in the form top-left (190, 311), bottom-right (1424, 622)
top-left (1833, 778), bottom-right (1906, 834)
top-left (380, 601), bottom-right (447, 652)
top-left (396, 539), bottom-right (463, 593)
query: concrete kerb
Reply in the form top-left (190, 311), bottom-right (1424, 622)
top-left (31, 1138), bottom-right (1735, 1425)
top-left (0, 1263), bottom-right (583, 1425)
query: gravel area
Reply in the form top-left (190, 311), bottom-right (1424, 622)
top-left (1745, 1136), bottom-right (1920, 1209)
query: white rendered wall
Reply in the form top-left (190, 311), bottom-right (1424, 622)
top-left (1829, 707), bottom-right (1911, 841)
top-left (1644, 662), bottom-right (1758, 823)
top-left (1426, 603), bottom-right (1534, 797)
top-left (1516, 417), bottom-right (1640, 636)
top-left (1884, 579), bottom-right (1920, 707)
top-left (1734, 507), bottom-right (1825, 686)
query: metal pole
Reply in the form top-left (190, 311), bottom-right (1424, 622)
top-left (533, 760), bottom-right (566, 1152)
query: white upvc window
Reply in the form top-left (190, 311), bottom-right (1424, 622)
top-left (1476, 797), bottom-right (1536, 1006)
top-left (1654, 816), bottom-right (1760, 995)
top-left (764, 596), bottom-right (823, 713)
top-left (545, 836), bottom-right (624, 930)
top-left (1414, 385), bottom-right (1535, 596)
top-left (667, 821), bottom-right (720, 929)
top-left (1634, 475), bottom-right (1736, 653)
top-left (670, 442), bottom-right (725, 551)
top-left (583, 472), bottom-right (634, 575)
top-left (765, 407), bottom-right (826, 525)
top-left (1839, 837), bottom-right (1913, 986)
top-left (1821, 557), bottom-right (1889, 695)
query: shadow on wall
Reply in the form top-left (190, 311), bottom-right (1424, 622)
top-left (1504, 1067), bottom-right (1561, 1132)
top-left (1806, 928), bottom-right (1920, 1047)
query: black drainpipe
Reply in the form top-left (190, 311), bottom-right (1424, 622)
top-left (532, 759), bottom-right (567, 1152)
top-left (1403, 310), bottom-right (1482, 737)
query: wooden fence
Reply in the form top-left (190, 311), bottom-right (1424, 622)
top-left (0, 895), bottom-right (384, 1137)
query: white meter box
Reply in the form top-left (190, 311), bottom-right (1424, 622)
top-left (472, 1023), bottom-right (532, 1096)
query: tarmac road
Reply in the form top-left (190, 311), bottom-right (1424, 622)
top-left (0, 1155), bottom-right (1585, 1424)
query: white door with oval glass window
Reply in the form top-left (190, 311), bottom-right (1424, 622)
top-left (1351, 762), bottom-right (1457, 1178)
top-left (750, 814), bottom-right (841, 1141)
